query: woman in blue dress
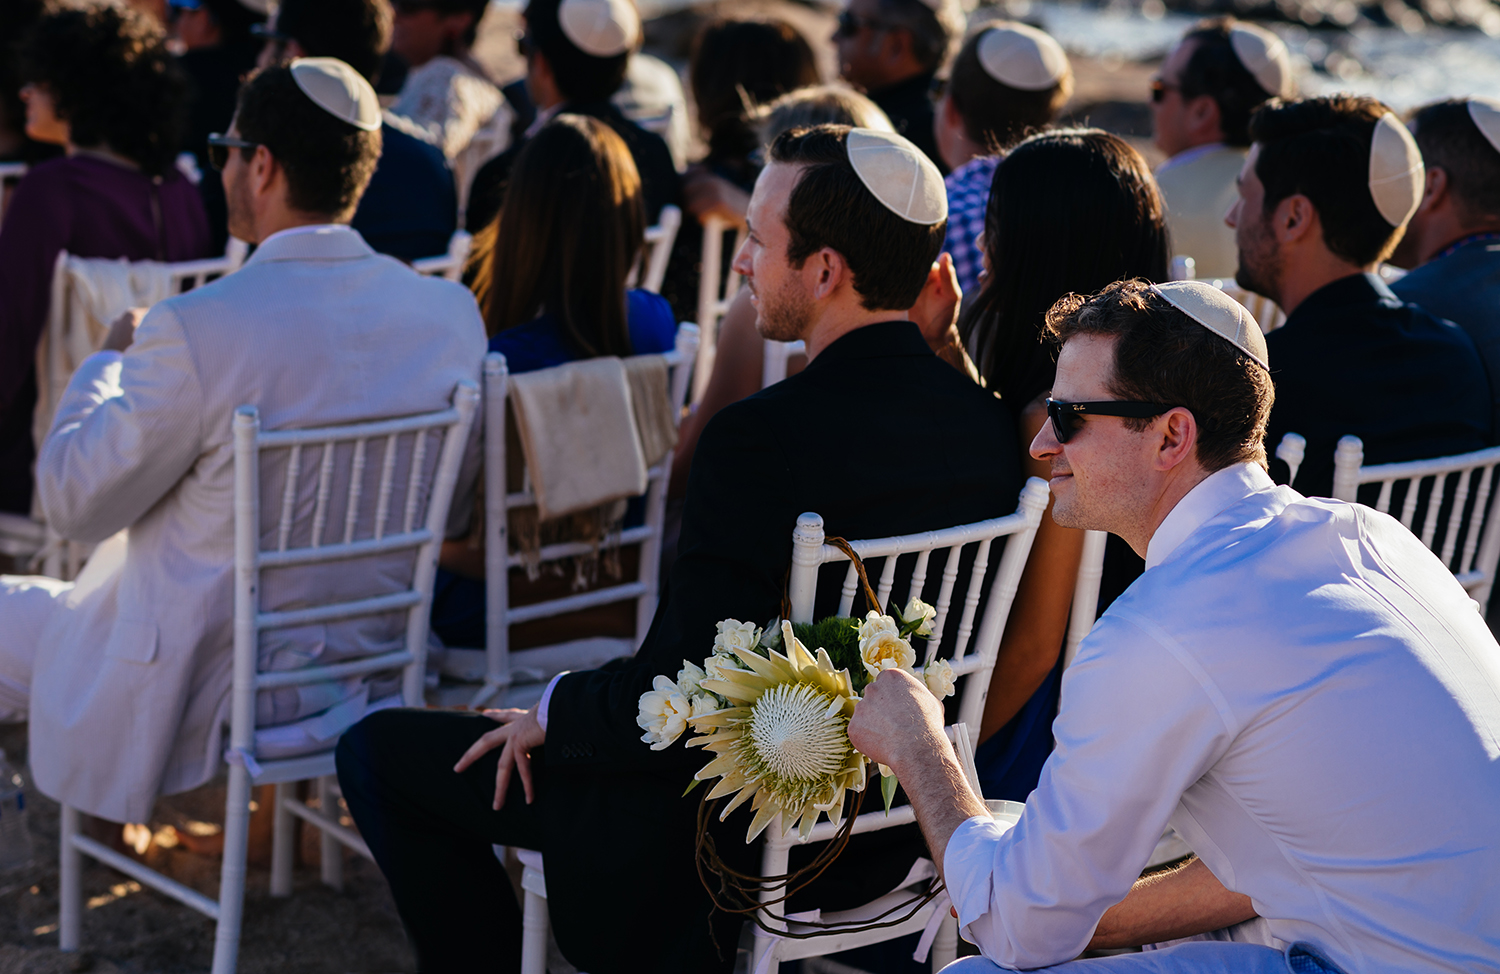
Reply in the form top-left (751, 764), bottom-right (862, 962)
top-left (432, 113), bottom-right (676, 646)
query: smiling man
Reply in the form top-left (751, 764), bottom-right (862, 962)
top-left (849, 278), bottom-right (1500, 973)
top-left (338, 125), bottom-right (1021, 973)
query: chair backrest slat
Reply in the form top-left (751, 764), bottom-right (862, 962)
top-left (1438, 469), bottom-right (1473, 567)
top-left (837, 562), bottom-right (860, 618)
top-left (374, 432), bottom-right (399, 540)
top-left (310, 441), bottom-right (337, 547)
top-left (1374, 479), bottom-right (1395, 516)
top-left (925, 544), bottom-right (962, 648)
top-left (1417, 475), bottom-right (1444, 549)
top-left (1461, 466), bottom-right (1494, 572)
top-left (1398, 476), bottom-right (1421, 531)
top-left (402, 431), bottom-right (427, 534)
top-left (343, 438), bottom-right (367, 544)
top-left (276, 444), bottom-right (302, 552)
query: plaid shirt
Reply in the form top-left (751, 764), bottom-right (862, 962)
top-left (943, 155), bottom-right (1000, 295)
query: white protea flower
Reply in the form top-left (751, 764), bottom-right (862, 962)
top-left (689, 619), bottom-right (867, 842)
top-left (903, 597), bottom-right (938, 638)
top-left (637, 675), bottom-right (693, 750)
top-left (860, 629), bottom-right (916, 679)
top-left (923, 658), bottom-right (956, 698)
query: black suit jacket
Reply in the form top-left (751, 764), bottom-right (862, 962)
top-left (465, 100), bottom-right (681, 233)
top-left (538, 322), bottom-right (1021, 972)
top-left (1265, 272), bottom-right (1492, 498)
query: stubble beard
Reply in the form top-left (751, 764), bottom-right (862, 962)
top-left (755, 275), bottom-right (813, 343)
top-left (1234, 219), bottom-right (1283, 302)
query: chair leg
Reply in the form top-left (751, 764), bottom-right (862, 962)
top-left (317, 776), bottom-right (342, 890)
top-left (520, 889), bottom-right (549, 974)
top-left (211, 761), bottom-right (253, 974)
top-left (269, 782), bottom-right (295, 897)
top-left (931, 912), bottom-right (959, 971)
top-left (59, 804), bottom-right (81, 951)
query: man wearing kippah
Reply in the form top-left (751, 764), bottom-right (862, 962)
top-left (338, 125), bottom-right (1021, 972)
top-left (849, 278), bottom-right (1500, 973)
top-left (464, 0), bottom-right (680, 234)
top-left (1227, 94), bottom-right (1491, 497)
top-left (1389, 98), bottom-right (1500, 437)
top-left (1151, 19), bottom-right (1292, 280)
top-left (0, 61), bottom-right (485, 827)
top-left (933, 21), bottom-right (1072, 293)
top-left (834, 0), bottom-right (963, 173)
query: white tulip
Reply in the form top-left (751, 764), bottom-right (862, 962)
top-left (637, 674), bottom-right (692, 750)
top-left (923, 658), bottom-right (956, 698)
top-left (904, 597), bottom-right (938, 638)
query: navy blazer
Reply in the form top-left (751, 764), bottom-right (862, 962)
top-left (1265, 272), bottom-right (1492, 498)
top-left (1393, 235), bottom-right (1500, 438)
top-left (540, 321), bottom-right (1022, 972)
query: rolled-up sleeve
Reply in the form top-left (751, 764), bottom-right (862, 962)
top-left (943, 609), bottom-right (1235, 969)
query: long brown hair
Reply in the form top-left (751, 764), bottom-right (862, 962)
top-left (471, 114), bottom-right (646, 358)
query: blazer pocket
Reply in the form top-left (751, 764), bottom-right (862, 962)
top-left (104, 619), bottom-right (158, 665)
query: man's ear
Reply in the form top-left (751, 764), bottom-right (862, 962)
top-left (1187, 93), bottom-right (1222, 138)
top-left (1419, 166), bottom-right (1449, 215)
top-left (250, 144), bottom-right (279, 197)
top-left (809, 247), bottom-right (847, 300)
top-left (1273, 194), bottom-right (1317, 246)
top-left (1155, 407), bottom-right (1198, 472)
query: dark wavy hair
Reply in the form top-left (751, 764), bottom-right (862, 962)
top-left (957, 128), bottom-right (1168, 407)
top-left (690, 19), bottom-right (818, 173)
top-left (1178, 17), bottom-right (1283, 147)
top-left (19, 1), bottom-right (189, 176)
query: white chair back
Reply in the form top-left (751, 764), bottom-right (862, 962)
top-left (631, 204), bottom-right (681, 294)
top-left (58, 381), bottom-right (479, 974)
top-left (1212, 280), bottom-right (1286, 334)
top-left (787, 478), bottom-right (1051, 739)
top-left (762, 338), bottom-right (805, 388)
top-left (411, 229), bottom-right (474, 283)
top-left (1329, 435), bottom-right (1500, 611)
top-left (0, 162), bottom-right (27, 225)
top-left (467, 326), bottom-right (701, 708)
top-left (1062, 530), bottom-right (1109, 669)
top-left (693, 215), bottom-right (745, 401)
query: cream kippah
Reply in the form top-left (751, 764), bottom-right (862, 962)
top-left (558, 0), bottom-right (640, 57)
top-left (1369, 112), bottom-right (1424, 227)
top-left (1228, 23), bottom-right (1293, 99)
top-left (1468, 98), bottom-right (1500, 156)
top-left (977, 23), bottom-right (1069, 92)
top-left (1150, 281), bottom-right (1269, 369)
top-left (846, 128), bottom-right (947, 225)
top-left (290, 58), bottom-right (381, 132)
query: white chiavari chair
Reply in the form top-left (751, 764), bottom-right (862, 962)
top-left (1327, 435), bottom-right (1500, 613)
top-left (693, 215), bottom-right (746, 401)
top-left (632, 204), bottom-right (681, 295)
top-left (411, 229), bottom-right (474, 283)
top-left (56, 381), bottom-right (479, 974)
top-left (459, 327), bottom-right (700, 710)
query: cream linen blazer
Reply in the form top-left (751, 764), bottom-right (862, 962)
top-left (1155, 143), bottom-right (1247, 282)
top-left (29, 227), bottom-right (486, 823)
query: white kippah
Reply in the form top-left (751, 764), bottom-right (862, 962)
top-left (1468, 98), bottom-right (1500, 156)
top-left (1228, 23), bottom-right (1293, 99)
top-left (290, 58), bottom-right (381, 132)
top-left (1369, 112), bottom-right (1424, 228)
top-left (558, 0), bottom-right (640, 57)
top-left (1150, 281), bottom-right (1269, 370)
top-left (845, 128), bottom-right (947, 225)
top-left (976, 23), bottom-right (1069, 92)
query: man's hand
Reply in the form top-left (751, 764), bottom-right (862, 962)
top-left (848, 667), bottom-right (948, 774)
top-left (907, 253), bottom-right (962, 352)
top-left (102, 307), bottom-right (148, 353)
top-left (454, 703), bottom-right (546, 810)
top-left (849, 669), bottom-right (989, 885)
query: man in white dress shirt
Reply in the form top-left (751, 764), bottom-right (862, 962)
top-left (849, 279), bottom-right (1500, 972)
top-left (0, 59), bottom-right (485, 825)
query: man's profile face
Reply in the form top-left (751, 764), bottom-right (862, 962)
top-left (1030, 333), bottom-right (1156, 533)
top-left (1226, 144), bottom-right (1281, 298)
top-left (733, 162), bottom-right (814, 343)
top-left (1150, 38), bottom-right (1197, 157)
top-left (835, 0), bottom-right (894, 92)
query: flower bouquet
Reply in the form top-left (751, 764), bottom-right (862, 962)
top-left (636, 599), bottom-right (955, 843)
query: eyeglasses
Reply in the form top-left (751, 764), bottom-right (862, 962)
top-left (1149, 78), bottom-right (1181, 104)
top-left (835, 10), bottom-right (890, 38)
top-left (1045, 398), bottom-right (1175, 444)
top-left (206, 133), bottom-right (259, 171)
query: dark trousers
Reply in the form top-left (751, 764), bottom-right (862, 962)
top-left (336, 708), bottom-right (548, 973)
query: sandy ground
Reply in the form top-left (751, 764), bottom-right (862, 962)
top-left (0, 5), bottom-right (1162, 973)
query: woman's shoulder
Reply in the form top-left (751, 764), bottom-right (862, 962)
top-left (626, 288), bottom-right (678, 353)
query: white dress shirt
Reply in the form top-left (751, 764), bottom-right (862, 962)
top-left (944, 462), bottom-right (1500, 972)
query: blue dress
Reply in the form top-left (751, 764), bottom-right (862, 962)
top-left (431, 289), bottom-right (678, 647)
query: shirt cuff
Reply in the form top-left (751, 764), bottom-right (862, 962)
top-left (536, 671), bottom-right (569, 732)
top-left (944, 815), bottom-right (1008, 932)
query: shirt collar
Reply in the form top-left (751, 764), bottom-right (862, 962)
top-left (259, 223), bottom-right (356, 247)
top-left (1144, 462), bottom-right (1275, 570)
top-left (1156, 142), bottom-right (1231, 175)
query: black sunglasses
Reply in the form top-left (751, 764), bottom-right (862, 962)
top-left (1045, 398), bottom-right (1175, 443)
top-left (1149, 78), bottom-right (1181, 104)
top-left (206, 133), bottom-right (259, 172)
top-left (836, 10), bottom-right (890, 37)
